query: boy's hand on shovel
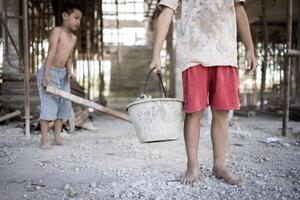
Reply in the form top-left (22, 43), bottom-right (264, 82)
top-left (68, 73), bottom-right (76, 80)
top-left (41, 76), bottom-right (49, 89)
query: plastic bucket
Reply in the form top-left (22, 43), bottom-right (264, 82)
top-left (125, 68), bottom-right (184, 142)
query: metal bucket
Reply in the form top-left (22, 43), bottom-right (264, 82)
top-left (125, 68), bottom-right (184, 142)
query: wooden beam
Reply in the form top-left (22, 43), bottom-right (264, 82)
top-left (46, 85), bottom-right (131, 122)
top-left (282, 0), bottom-right (293, 137)
top-left (0, 110), bottom-right (21, 122)
top-left (287, 49), bottom-right (300, 57)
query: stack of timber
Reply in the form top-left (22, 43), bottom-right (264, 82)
top-left (1, 74), bottom-right (39, 114)
top-left (1, 74), bottom-right (89, 125)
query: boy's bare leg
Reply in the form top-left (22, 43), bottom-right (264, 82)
top-left (181, 110), bottom-right (203, 185)
top-left (40, 120), bottom-right (50, 149)
top-left (53, 119), bottom-right (63, 145)
top-left (211, 109), bottom-right (243, 186)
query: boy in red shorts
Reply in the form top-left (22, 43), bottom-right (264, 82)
top-left (149, 0), bottom-right (257, 186)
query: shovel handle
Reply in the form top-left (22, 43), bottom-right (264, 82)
top-left (143, 67), bottom-right (167, 98)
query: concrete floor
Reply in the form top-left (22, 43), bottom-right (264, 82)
top-left (0, 113), bottom-right (299, 200)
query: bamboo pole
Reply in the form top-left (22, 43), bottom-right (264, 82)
top-left (31, 2), bottom-right (35, 73)
top-left (260, 0), bottom-right (269, 111)
top-left (23, 0), bottom-right (30, 138)
top-left (252, 29), bottom-right (258, 105)
top-left (99, 0), bottom-right (105, 103)
top-left (282, 0), bottom-right (293, 136)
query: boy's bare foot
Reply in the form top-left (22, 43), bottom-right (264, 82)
top-left (213, 165), bottom-right (243, 186)
top-left (181, 163), bottom-right (199, 186)
top-left (53, 136), bottom-right (63, 145)
top-left (40, 143), bottom-right (51, 150)
top-left (40, 138), bottom-right (51, 149)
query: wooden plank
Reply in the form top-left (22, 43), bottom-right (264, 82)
top-left (287, 49), bottom-right (300, 57)
top-left (0, 110), bottom-right (21, 122)
top-left (46, 85), bottom-right (131, 122)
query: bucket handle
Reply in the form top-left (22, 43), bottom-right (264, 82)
top-left (143, 67), bottom-right (167, 98)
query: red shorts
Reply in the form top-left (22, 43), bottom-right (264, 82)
top-left (182, 64), bottom-right (240, 113)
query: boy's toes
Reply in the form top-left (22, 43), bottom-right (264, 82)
top-left (181, 170), bottom-right (198, 186)
top-left (40, 143), bottom-right (51, 150)
top-left (213, 166), bottom-right (243, 186)
top-left (54, 137), bottom-right (63, 145)
top-left (53, 140), bottom-right (63, 145)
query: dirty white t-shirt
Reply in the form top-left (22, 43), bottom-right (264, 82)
top-left (158, 0), bottom-right (246, 71)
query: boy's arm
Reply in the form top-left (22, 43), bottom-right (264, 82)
top-left (235, 3), bottom-right (257, 74)
top-left (66, 54), bottom-right (75, 80)
top-left (42, 27), bottom-right (60, 87)
top-left (67, 36), bottom-right (77, 80)
top-left (66, 56), bottom-right (73, 78)
top-left (149, 7), bottom-right (175, 72)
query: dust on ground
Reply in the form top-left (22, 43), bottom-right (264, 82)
top-left (0, 114), bottom-right (300, 200)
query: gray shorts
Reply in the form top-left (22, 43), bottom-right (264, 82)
top-left (37, 65), bottom-right (73, 121)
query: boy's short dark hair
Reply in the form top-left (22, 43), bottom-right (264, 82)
top-left (61, 3), bottom-right (84, 18)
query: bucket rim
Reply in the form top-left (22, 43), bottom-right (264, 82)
top-left (125, 98), bottom-right (184, 111)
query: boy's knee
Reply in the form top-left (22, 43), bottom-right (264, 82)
top-left (211, 109), bottom-right (229, 118)
top-left (186, 110), bottom-right (204, 118)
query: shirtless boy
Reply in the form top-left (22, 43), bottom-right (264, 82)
top-left (37, 3), bottom-right (83, 149)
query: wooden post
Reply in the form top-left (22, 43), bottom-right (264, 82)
top-left (30, 1), bottom-right (35, 72)
top-left (296, 3), bottom-right (300, 104)
top-left (46, 85), bottom-right (131, 122)
top-left (282, 0), bottom-right (293, 136)
top-left (99, 0), bottom-right (105, 103)
top-left (260, 0), bottom-right (269, 111)
top-left (252, 28), bottom-right (258, 106)
top-left (23, 0), bottom-right (30, 138)
top-left (36, 4), bottom-right (40, 73)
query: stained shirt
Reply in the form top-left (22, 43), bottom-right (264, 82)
top-left (158, 0), bottom-right (246, 71)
